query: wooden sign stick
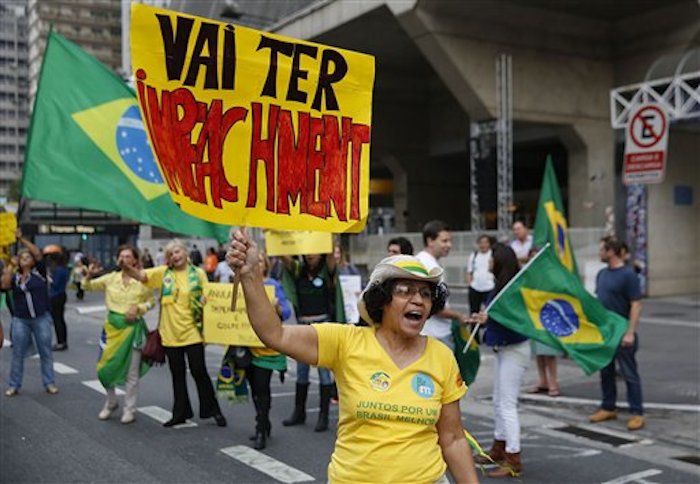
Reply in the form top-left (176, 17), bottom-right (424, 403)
top-left (230, 226), bottom-right (245, 311)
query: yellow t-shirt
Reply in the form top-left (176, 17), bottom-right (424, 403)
top-left (82, 271), bottom-right (155, 316)
top-left (145, 265), bottom-right (208, 347)
top-left (314, 324), bottom-right (467, 484)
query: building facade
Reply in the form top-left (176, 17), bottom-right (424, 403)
top-left (0, 3), bottom-right (29, 198)
top-left (28, 0), bottom-right (122, 99)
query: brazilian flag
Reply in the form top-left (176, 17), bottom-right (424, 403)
top-left (487, 245), bottom-right (627, 374)
top-left (452, 321), bottom-right (480, 386)
top-left (22, 31), bottom-right (230, 242)
top-left (534, 156), bottom-right (578, 274)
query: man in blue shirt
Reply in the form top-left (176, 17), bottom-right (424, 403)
top-left (590, 238), bottom-right (645, 430)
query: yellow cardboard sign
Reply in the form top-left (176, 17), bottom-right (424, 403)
top-left (131, 4), bottom-right (375, 233)
top-left (203, 282), bottom-right (275, 347)
top-left (0, 213), bottom-right (17, 246)
top-left (265, 230), bottom-right (333, 256)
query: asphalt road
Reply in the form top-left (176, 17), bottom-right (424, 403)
top-left (1, 291), bottom-right (698, 483)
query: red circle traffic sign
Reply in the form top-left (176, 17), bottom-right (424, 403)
top-left (629, 105), bottom-right (667, 149)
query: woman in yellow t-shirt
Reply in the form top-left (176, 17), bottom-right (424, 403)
top-left (124, 239), bottom-right (226, 428)
top-left (82, 245), bottom-right (155, 424)
top-left (227, 230), bottom-right (479, 484)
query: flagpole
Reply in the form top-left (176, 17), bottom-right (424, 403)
top-left (485, 242), bottom-right (551, 312)
top-left (461, 323), bottom-right (480, 354)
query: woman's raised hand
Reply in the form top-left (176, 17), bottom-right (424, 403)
top-left (226, 229), bottom-right (259, 277)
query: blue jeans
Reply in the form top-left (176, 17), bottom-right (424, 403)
top-left (296, 362), bottom-right (333, 385)
top-left (8, 313), bottom-right (56, 389)
top-left (600, 334), bottom-right (643, 415)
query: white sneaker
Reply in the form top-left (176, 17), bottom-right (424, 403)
top-left (120, 410), bottom-right (135, 424)
top-left (98, 402), bottom-right (118, 420)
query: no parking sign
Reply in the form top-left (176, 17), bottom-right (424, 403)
top-left (623, 104), bottom-right (669, 185)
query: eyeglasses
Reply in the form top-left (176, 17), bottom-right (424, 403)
top-left (392, 282), bottom-right (433, 301)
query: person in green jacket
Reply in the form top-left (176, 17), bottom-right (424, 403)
top-left (279, 252), bottom-right (345, 432)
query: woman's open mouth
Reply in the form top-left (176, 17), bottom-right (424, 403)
top-left (404, 310), bottom-right (423, 321)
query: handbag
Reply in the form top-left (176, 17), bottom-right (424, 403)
top-left (142, 329), bottom-right (165, 365)
top-left (142, 301), bottom-right (165, 366)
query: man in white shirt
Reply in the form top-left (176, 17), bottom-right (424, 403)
top-left (416, 220), bottom-right (470, 350)
top-left (467, 234), bottom-right (495, 314)
top-left (510, 220), bottom-right (533, 267)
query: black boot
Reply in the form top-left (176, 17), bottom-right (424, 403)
top-left (314, 384), bottom-right (333, 432)
top-left (282, 383), bottom-right (308, 426)
top-left (253, 429), bottom-right (267, 450)
top-left (251, 394), bottom-right (272, 445)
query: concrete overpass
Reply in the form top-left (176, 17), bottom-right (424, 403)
top-left (270, 0), bottom-right (699, 296)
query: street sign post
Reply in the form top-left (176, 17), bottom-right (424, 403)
top-left (623, 103), bottom-right (669, 185)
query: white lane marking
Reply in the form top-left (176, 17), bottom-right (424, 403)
top-left (220, 445), bottom-right (315, 483)
top-left (53, 362), bottom-right (78, 375)
top-left (529, 444), bottom-right (602, 460)
top-left (137, 405), bottom-right (197, 428)
top-left (641, 317), bottom-right (698, 329)
top-left (601, 469), bottom-right (663, 484)
top-left (520, 393), bottom-right (700, 412)
top-left (76, 305), bottom-right (107, 315)
top-left (82, 379), bottom-right (125, 396)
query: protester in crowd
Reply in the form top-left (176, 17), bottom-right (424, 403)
top-left (620, 241), bottom-right (644, 275)
top-left (2, 229), bottom-right (58, 396)
top-left (386, 236), bottom-right (414, 256)
top-left (589, 238), bottom-right (645, 431)
top-left (204, 247), bottom-right (219, 281)
top-left (333, 243), bottom-right (360, 277)
top-left (528, 343), bottom-right (563, 397)
top-left (155, 248), bottom-right (166, 266)
top-left (525, 246), bottom-right (563, 397)
top-left (471, 243), bottom-right (529, 478)
top-left (466, 234), bottom-right (495, 314)
top-left (509, 220), bottom-right (533, 267)
top-left (140, 248), bottom-right (154, 269)
top-left (72, 257), bottom-right (88, 301)
top-left (123, 239), bottom-right (226, 428)
top-left (227, 230), bottom-right (479, 483)
top-left (416, 220), bottom-right (471, 350)
top-left (278, 251), bottom-right (345, 432)
top-left (244, 252), bottom-right (292, 450)
top-left (189, 244), bottom-right (203, 267)
top-left (214, 252), bottom-right (235, 283)
top-left (46, 247), bottom-right (69, 351)
top-left (82, 245), bottom-right (155, 424)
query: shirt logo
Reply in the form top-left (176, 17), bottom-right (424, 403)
top-left (411, 372), bottom-right (435, 399)
top-left (369, 371), bottom-right (391, 392)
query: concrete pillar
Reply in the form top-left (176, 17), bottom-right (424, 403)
top-left (647, 129), bottom-right (700, 296)
top-left (558, 121), bottom-right (615, 227)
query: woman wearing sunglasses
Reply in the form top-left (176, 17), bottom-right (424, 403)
top-left (227, 230), bottom-right (478, 484)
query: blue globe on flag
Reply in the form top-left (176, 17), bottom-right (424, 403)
top-left (557, 223), bottom-right (566, 254)
top-left (539, 299), bottom-right (580, 337)
top-left (115, 105), bottom-right (163, 185)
